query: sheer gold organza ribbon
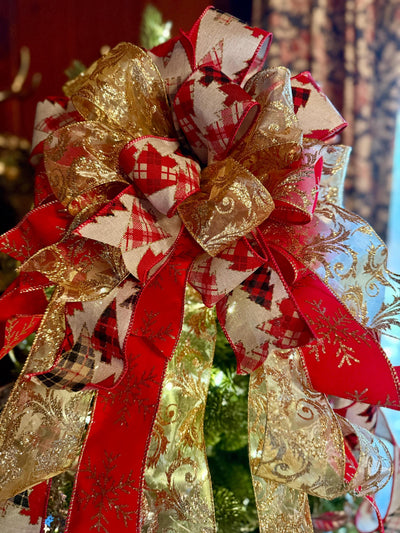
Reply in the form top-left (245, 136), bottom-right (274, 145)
top-left (248, 348), bottom-right (392, 533)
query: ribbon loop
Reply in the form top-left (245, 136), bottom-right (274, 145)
top-left (69, 42), bottom-right (174, 140)
top-left (178, 158), bottom-right (274, 257)
top-left (174, 66), bottom-right (260, 164)
top-left (291, 71), bottom-right (347, 140)
top-left (76, 186), bottom-right (182, 284)
top-left (28, 278), bottom-right (139, 392)
top-left (120, 136), bottom-right (201, 216)
top-left (44, 121), bottom-right (129, 216)
top-left (149, 7), bottom-right (273, 99)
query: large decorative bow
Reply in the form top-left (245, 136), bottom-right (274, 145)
top-left (0, 7), bottom-right (399, 533)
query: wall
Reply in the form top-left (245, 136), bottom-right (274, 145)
top-left (0, 0), bottom-right (229, 140)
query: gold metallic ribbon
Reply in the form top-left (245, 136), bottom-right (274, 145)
top-left (141, 287), bottom-right (216, 531)
top-left (248, 348), bottom-right (392, 533)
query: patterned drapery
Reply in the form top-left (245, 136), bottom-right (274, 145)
top-left (253, 0), bottom-right (400, 238)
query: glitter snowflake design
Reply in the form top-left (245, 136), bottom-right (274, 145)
top-left (80, 451), bottom-right (137, 532)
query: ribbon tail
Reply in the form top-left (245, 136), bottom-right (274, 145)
top-left (248, 347), bottom-right (393, 532)
top-left (140, 286), bottom-right (217, 530)
top-left (65, 230), bottom-right (201, 531)
top-left (248, 357), bottom-right (313, 532)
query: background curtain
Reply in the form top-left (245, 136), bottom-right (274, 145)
top-left (253, 0), bottom-right (400, 239)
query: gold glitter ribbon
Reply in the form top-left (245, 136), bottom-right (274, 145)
top-left (141, 286), bottom-right (216, 531)
top-left (0, 288), bottom-right (93, 502)
top-left (248, 348), bottom-right (392, 533)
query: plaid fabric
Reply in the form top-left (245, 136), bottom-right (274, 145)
top-left (123, 198), bottom-right (169, 251)
top-left (134, 144), bottom-right (180, 194)
top-left (205, 109), bottom-right (233, 156)
top-left (199, 66), bottom-right (231, 87)
top-left (216, 293), bottom-right (271, 373)
top-left (233, 340), bottom-right (269, 373)
top-left (189, 256), bottom-right (219, 307)
top-left (218, 239), bottom-right (263, 272)
top-left (189, 240), bottom-right (264, 307)
top-left (291, 72), bottom-right (346, 140)
top-left (263, 297), bottom-right (311, 348)
top-left (241, 268), bottom-right (274, 309)
top-left (120, 291), bottom-right (139, 309)
top-left (36, 327), bottom-right (95, 392)
top-left (36, 298), bottom-right (127, 391)
top-left (92, 299), bottom-right (122, 363)
top-left (176, 67), bottom-right (258, 162)
top-left (32, 98), bottom-right (81, 151)
top-left (128, 139), bottom-right (201, 214)
top-left (11, 490), bottom-right (29, 509)
top-left (291, 86), bottom-right (311, 113)
top-left (198, 41), bottom-right (223, 72)
top-left (152, 7), bottom-right (271, 99)
top-left (174, 79), bottom-right (207, 161)
top-left (217, 270), bottom-right (312, 374)
top-left (174, 157), bottom-right (201, 204)
top-left (60, 323), bottom-right (75, 351)
top-left (206, 100), bottom-right (252, 159)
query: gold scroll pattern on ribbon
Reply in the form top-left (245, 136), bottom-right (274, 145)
top-left (178, 158), bottom-right (275, 257)
top-left (140, 287), bottom-right (217, 532)
top-left (248, 351), bottom-right (313, 533)
top-left (66, 43), bottom-right (174, 140)
top-left (248, 348), bottom-right (392, 533)
top-left (0, 290), bottom-right (93, 501)
top-left (266, 202), bottom-right (400, 334)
